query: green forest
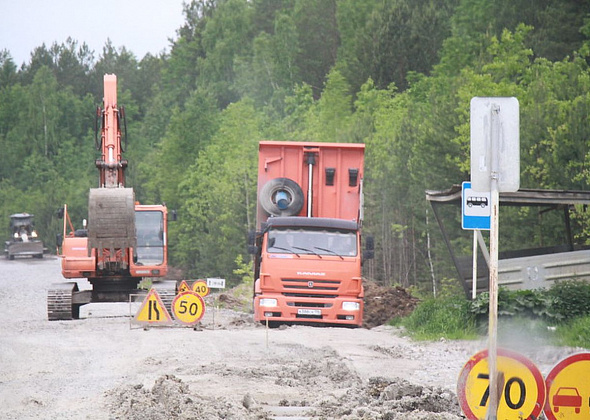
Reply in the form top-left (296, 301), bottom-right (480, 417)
top-left (2, 0), bottom-right (590, 295)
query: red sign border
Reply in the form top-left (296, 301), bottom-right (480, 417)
top-left (457, 348), bottom-right (546, 420)
top-left (172, 290), bottom-right (206, 325)
top-left (133, 288), bottom-right (174, 325)
top-left (544, 352), bottom-right (590, 420)
top-left (191, 279), bottom-right (210, 297)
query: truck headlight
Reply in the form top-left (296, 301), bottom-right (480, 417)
top-left (342, 301), bottom-right (360, 311)
top-left (259, 298), bottom-right (278, 307)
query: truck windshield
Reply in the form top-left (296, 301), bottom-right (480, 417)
top-left (267, 227), bottom-right (357, 257)
top-left (135, 211), bottom-right (164, 265)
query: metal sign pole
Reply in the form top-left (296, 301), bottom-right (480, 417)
top-left (470, 96), bottom-right (519, 420)
top-left (472, 230), bottom-right (478, 299)
top-left (486, 104), bottom-right (501, 420)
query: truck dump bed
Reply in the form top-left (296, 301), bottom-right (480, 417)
top-left (257, 141), bottom-right (364, 228)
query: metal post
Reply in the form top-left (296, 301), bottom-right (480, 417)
top-left (472, 230), bottom-right (478, 299)
top-left (306, 152), bottom-right (315, 217)
top-left (265, 316), bottom-right (269, 350)
top-left (486, 104), bottom-right (501, 420)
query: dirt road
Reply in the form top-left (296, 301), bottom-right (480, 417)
top-left (0, 257), bottom-right (579, 419)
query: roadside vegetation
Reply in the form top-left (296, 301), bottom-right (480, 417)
top-left (398, 280), bottom-right (590, 349)
top-left (3, 0), bottom-right (590, 298)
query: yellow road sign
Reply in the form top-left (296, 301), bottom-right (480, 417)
top-left (172, 291), bottom-right (205, 325)
top-left (457, 348), bottom-right (546, 419)
top-left (134, 288), bottom-right (173, 325)
top-left (544, 352), bottom-right (590, 419)
top-left (191, 279), bottom-right (210, 297)
top-left (177, 280), bottom-right (191, 293)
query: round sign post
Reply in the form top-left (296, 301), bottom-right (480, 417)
top-left (544, 352), bottom-right (590, 420)
top-left (191, 279), bottom-right (210, 297)
top-left (457, 349), bottom-right (546, 419)
top-left (172, 291), bottom-right (205, 326)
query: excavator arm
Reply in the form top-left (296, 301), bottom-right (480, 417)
top-left (87, 74), bottom-right (136, 270)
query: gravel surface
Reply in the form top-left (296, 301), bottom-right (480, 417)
top-left (0, 256), bottom-right (582, 419)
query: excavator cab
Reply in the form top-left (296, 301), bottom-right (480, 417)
top-left (130, 204), bottom-right (169, 277)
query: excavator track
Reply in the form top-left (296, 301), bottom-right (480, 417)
top-left (47, 283), bottom-right (79, 321)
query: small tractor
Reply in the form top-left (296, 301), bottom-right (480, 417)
top-left (5, 213), bottom-right (44, 260)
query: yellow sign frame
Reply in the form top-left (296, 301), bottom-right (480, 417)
top-left (133, 288), bottom-right (173, 325)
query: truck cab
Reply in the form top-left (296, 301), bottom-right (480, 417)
top-left (254, 216), bottom-right (366, 326)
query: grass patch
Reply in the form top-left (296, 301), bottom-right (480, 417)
top-left (555, 315), bottom-right (590, 348)
top-left (400, 296), bottom-right (478, 340)
top-left (397, 281), bottom-right (590, 347)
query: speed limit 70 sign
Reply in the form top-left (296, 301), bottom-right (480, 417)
top-left (457, 348), bottom-right (546, 419)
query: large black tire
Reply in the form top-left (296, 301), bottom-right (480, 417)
top-left (259, 178), bottom-right (304, 216)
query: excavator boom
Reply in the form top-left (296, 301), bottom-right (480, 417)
top-left (88, 74), bottom-right (136, 264)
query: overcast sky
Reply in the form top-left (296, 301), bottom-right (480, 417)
top-left (0, 0), bottom-right (187, 66)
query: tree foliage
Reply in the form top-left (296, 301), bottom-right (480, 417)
top-left (2, 0), bottom-right (590, 293)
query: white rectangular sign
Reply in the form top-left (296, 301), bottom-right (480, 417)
top-left (206, 277), bottom-right (226, 289)
top-left (470, 97), bottom-right (520, 192)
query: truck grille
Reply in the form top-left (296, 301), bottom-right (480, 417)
top-left (281, 278), bottom-right (340, 290)
top-left (286, 301), bottom-right (333, 308)
top-left (281, 278), bottom-right (340, 300)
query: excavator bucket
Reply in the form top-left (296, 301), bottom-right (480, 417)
top-left (87, 187), bottom-right (136, 255)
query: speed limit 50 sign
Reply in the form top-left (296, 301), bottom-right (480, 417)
top-left (172, 291), bottom-right (205, 326)
top-left (458, 348), bottom-right (546, 419)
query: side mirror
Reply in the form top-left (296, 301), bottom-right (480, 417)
top-left (56, 233), bottom-right (63, 247)
top-left (169, 210), bottom-right (177, 222)
top-left (247, 230), bottom-right (256, 246)
top-left (247, 230), bottom-right (259, 254)
top-left (363, 236), bottom-right (374, 260)
top-left (56, 208), bottom-right (64, 219)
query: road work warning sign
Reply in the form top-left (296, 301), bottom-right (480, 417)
top-left (133, 288), bottom-right (173, 325)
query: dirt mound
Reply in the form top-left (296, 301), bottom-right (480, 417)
top-left (363, 280), bottom-right (420, 329)
top-left (106, 374), bottom-right (462, 419)
top-left (310, 377), bottom-right (462, 419)
top-left (107, 374), bottom-right (270, 419)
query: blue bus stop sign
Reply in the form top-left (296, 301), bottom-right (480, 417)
top-left (462, 181), bottom-right (491, 230)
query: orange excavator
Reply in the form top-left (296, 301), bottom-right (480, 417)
top-left (48, 74), bottom-right (175, 320)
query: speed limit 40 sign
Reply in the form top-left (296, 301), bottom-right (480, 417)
top-left (458, 348), bottom-right (546, 419)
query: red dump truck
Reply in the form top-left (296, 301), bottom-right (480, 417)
top-left (249, 141), bottom-right (373, 327)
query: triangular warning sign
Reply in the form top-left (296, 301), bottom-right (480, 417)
top-left (134, 288), bottom-right (173, 325)
top-left (177, 280), bottom-right (191, 293)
